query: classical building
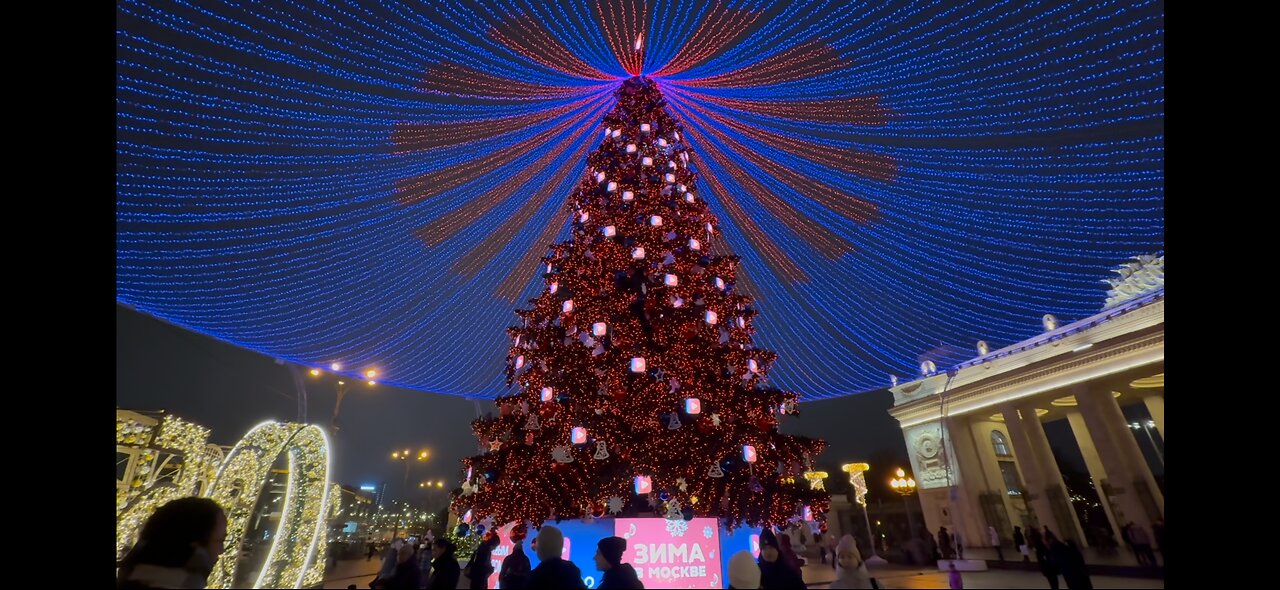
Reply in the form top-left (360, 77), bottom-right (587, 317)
top-left (888, 256), bottom-right (1163, 561)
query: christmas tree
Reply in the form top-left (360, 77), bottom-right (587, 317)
top-left (454, 77), bottom-right (829, 530)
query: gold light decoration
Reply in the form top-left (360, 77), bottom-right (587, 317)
top-left (116, 412), bottom-right (217, 561)
top-left (841, 463), bottom-right (870, 506)
top-left (803, 470), bottom-right (829, 491)
top-left (204, 421), bottom-right (333, 589)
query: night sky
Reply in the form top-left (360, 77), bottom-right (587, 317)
top-left (118, 303), bottom-right (912, 499)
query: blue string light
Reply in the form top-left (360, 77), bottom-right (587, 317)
top-left (116, 0), bottom-right (1163, 398)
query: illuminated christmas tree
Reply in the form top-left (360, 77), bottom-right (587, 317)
top-left (454, 77), bottom-right (828, 530)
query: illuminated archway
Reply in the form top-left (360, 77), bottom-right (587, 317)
top-left (204, 422), bottom-right (332, 589)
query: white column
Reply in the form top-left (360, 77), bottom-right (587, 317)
top-left (1074, 387), bottom-right (1163, 532)
top-left (999, 404), bottom-right (1056, 534)
top-left (944, 416), bottom-right (992, 552)
top-left (1018, 403), bottom-right (1088, 545)
top-left (1065, 410), bottom-right (1122, 539)
top-left (1142, 395), bottom-right (1164, 438)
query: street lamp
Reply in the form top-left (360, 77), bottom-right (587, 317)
top-left (1129, 420), bottom-right (1164, 467)
top-left (842, 463), bottom-right (887, 565)
top-left (392, 449), bottom-right (430, 497)
top-left (890, 468), bottom-right (919, 543)
top-left (308, 364), bottom-right (379, 433)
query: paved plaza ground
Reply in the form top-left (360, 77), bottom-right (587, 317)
top-left (322, 558), bottom-right (1164, 589)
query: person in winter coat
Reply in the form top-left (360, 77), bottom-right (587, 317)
top-left (117, 497), bottom-right (227, 590)
top-left (1013, 526), bottom-right (1030, 563)
top-left (526, 526), bottom-right (586, 589)
top-left (499, 540), bottom-right (531, 590)
top-left (418, 542), bottom-right (434, 589)
top-left (947, 562), bottom-right (963, 589)
top-left (829, 535), bottom-right (872, 589)
top-left (373, 540), bottom-right (403, 588)
top-left (778, 533), bottom-right (805, 570)
top-left (1034, 539), bottom-right (1060, 590)
top-left (728, 550), bottom-right (762, 589)
top-left (595, 536), bottom-right (643, 589)
top-left (758, 529), bottom-right (807, 589)
top-left (464, 533), bottom-right (499, 589)
top-left (385, 544), bottom-right (422, 590)
top-left (1053, 539), bottom-right (1092, 590)
top-left (427, 539), bottom-right (461, 590)
top-left (937, 527), bottom-right (954, 560)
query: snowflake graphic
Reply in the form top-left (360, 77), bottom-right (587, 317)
top-left (666, 518), bottom-right (689, 537)
top-left (703, 526), bottom-right (714, 539)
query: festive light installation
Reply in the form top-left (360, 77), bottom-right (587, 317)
top-left (205, 422), bottom-right (333, 589)
top-left (116, 411), bottom-right (224, 561)
top-left (116, 1), bottom-right (1163, 399)
top-left (455, 78), bottom-right (827, 529)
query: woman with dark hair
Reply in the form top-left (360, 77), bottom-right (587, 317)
top-left (118, 497), bottom-right (227, 589)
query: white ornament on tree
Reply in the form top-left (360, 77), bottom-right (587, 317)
top-left (668, 413), bottom-right (682, 430)
top-left (524, 414), bottom-right (541, 430)
top-left (608, 495), bottom-right (625, 515)
top-left (708, 462), bottom-right (725, 478)
top-left (594, 441), bottom-right (610, 460)
top-left (677, 477), bottom-right (688, 492)
top-left (711, 413), bottom-right (721, 426)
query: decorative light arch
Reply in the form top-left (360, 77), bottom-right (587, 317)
top-left (204, 422), bottom-right (333, 589)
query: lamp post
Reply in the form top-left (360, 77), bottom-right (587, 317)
top-left (308, 363), bottom-right (378, 433)
top-left (1129, 420), bottom-right (1164, 468)
top-left (890, 468), bottom-right (919, 545)
top-left (392, 449), bottom-right (430, 498)
top-left (843, 463), bottom-right (887, 565)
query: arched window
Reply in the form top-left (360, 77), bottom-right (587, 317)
top-left (991, 430), bottom-right (1012, 457)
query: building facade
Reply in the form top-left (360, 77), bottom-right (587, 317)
top-left (888, 273), bottom-right (1163, 562)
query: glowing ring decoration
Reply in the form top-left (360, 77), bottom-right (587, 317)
top-left (204, 422), bottom-right (332, 589)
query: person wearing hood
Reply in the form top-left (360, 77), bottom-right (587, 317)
top-left (526, 526), bottom-right (586, 589)
top-left (757, 529), bottom-right (806, 589)
top-left (595, 536), bottom-right (643, 589)
top-left (829, 535), bottom-right (872, 589)
top-left (728, 550), bottom-right (761, 589)
top-left (117, 497), bottom-right (227, 589)
top-left (427, 539), bottom-right (461, 590)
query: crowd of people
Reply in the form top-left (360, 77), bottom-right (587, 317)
top-left (118, 496), bottom-right (1162, 590)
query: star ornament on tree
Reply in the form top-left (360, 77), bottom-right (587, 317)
top-left (607, 496), bottom-right (624, 515)
top-left (489, 440), bottom-right (503, 452)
